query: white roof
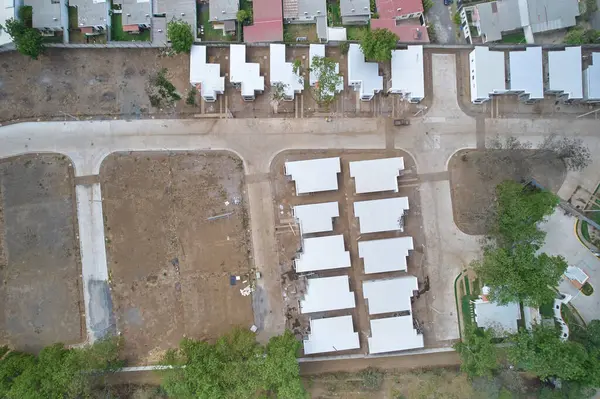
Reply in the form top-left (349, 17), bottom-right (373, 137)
top-left (389, 46), bottom-right (425, 100)
top-left (363, 276), bottom-right (418, 315)
top-left (293, 201), bottom-right (339, 235)
top-left (270, 44), bottom-right (304, 99)
top-left (189, 46), bottom-right (225, 100)
top-left (358, 236), bottom-right (413, 274)
top-left (565, 266), bottom-right (589, 285)
top-left (327, 27), bottom-right (347, 41)
top-left (347, 44), bottom-right (383, 100)
top-left (300, 276), bottom-right (356, 314)
top-left (474, 300), bottom-right (521, 335)
top-left (353, 197), bottom-right (409, 234)
top-left (547, 47), bottom-right (583, 100)
top-left (470, 46), bottom-right (506, 102)
top-left (584, 53), bottom-right (600, 101)
top-left (509, 47), bottom-right (544, 99)
top-left (0, 0), bottom-right (15, 46)
top-left (294, 235), bottom-right (351, 273)
top-left (368, 316), bottom-right (424, 354)
top-left (303, 315), bottom-right (360, 354)
top-left (285, 157), bottom-right (341, 194)
top-left (349, 157), bottom-right (404, 194)
top-left (309, 44), bottom-right (343, 94)
top-left (229, 44), bottom-right (265, 98)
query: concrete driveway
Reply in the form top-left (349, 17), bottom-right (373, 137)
top-left (426, 0), bottom-right (459, 44)
top-left (540, 211), bottom-right (600, 323)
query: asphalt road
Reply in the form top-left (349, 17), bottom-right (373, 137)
top-left (426, 0), bottom-right (459, 44)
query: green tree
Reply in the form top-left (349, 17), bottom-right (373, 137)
top-left (308, 55), bottom-right (343, 106)
top-left (167, 19), bottom-right (194, 53)
top-left (454, 325), bottom-right (498, 378)
top-left (473, 244), bottom-right (566, 306)
top-left (359, 28), bottom-right (398, 62)
top-left (1, 18), bottom-right (44, 59)
top-left (236, 9), bottom-right (252, 25)
top-left (493, 180), bottom-right (559, 247)
top-left (262, 330), bottom-right (306, 398)
top-left (564, 27), bottom-right (600, 44)
top-left (423, 0), bottom-right (434, 13)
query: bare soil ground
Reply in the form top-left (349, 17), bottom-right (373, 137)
top-left (0, 154), bottom-right (83, 352)
top-left (270, 150), bottom-right (443, 357)
top-left (448, 149), bottom-right (567, 235)
top-left (100, 152), bottom-right (254, 363)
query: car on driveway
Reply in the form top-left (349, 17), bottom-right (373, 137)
top-left (444, 0), bottom-right (453, 5)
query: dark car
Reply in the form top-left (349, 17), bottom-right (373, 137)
top-left (444, 0), bottom-right (453, 5)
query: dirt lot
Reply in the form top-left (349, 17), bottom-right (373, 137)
top-left (0, 154), bottom-right (83, 352)
top-left (270, 150), bottom-right (443, 356)
top-left (100, 152), bottom-right (254, 363)
top-left (448, 149), bottom-right (567, 235)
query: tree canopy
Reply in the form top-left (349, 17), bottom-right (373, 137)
top-left (167, 19), bottom-right (194, 53)
top-left (309, 56), bottom-right (343, 106)
top-left (1, 18), bottom-right (44, 59)
top-left (564, 27), bottom-right (600, 44)
top-left (161, 328), bottom-right (306, 399)
top-left (359, 28), bottom-right (398, 62)
top-left (453, 325), bottom-right (498, 378)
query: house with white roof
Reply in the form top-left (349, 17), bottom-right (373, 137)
top-left (229, 44), bottom-right (265, 101)
top-left (363, 276), bottom-right (418, 315)
top-left (270, 44), bottom-right (304, 101)
top-left (347, 43), bottom-right (383, 101)
top-left (367, 316), bottom-right (424, 354)
top-left (349, 157), bottom-right (404, 194)
top-left (469, 46), bottom-right (506, 104)
top-left (293, 202), bottom-right (339, 235)
top-left (388, 46), bottom-right (425, 103)
top-left (309, 44), bottom-right (343, 96)
top-left (358, 236), bottom-right (413, 274)
top-left (474, 298), bottom-right (521, 336)
top-left (189, 46), bottom-right (225, 102)
top-left (285, 157), bottom-right (341, 194)
top-left (353, 197), bottom-right (409, 234)
top-left (584, 53), bottom-right (600, 103)
top-left (294, 235), bottom-right (351, 272)
top-left (546, 47), bottom-right (583, 101)
top-left (507, 47), bottom-right (544, 102)
top-left (300, 275), bottom-right (356, 314)
top-left (304, 315), bottom-right (360, 354)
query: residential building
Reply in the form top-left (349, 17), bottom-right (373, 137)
top-left (353, 197), bottom-right (409, 234)
top-left (564, 265), bottom-right (590, 289)
top-left (474, 297), bottom-right (521, 336)
top-left (340, 0), bottom-right (370, 25)
top-left (367, 316), bottom-right (424, 354)
top-left (120, 0), bottom-right (152, 33)
top-left (363, 277), bottom-right (418, 315)
top-left (376, 0), bottom-right (423, 20)
top-left (388, 46), bottom-right (425, 102)
top-left (24, 0), bottom-right (65, 32)
top-left (69, 0), bottom-right (109, 33)
top-left (244, 0), bottom-right (283, 42)
top-left (283, 0), bottom-right (328, 40)
top-left (229, 44), bottom-right (265, 101)
top-left (294, 235), bottom-right (351, 273)
top-left (358, 237), bottom-right (413, 274)
top-left (546, 47), bottom-right (583, 101)
top-left (269, 43), bottom-right (304, 101)
top-left (300, 276), bottom-right (356, 314)
top-left (584, 53), bottom-right (600, 103)
top-left (189, 45), bottom-right (225, 102)
top-left (507, 47), bottom-right (543, 102)
top-left (210, 0), bottom-right (238, 35)
top-left (347, 43), bottom-right (383, 101)
top-left (303, 316), bottom-right (360, 355)
top-left (153, 0), bottom-right (197, 38)
top-left (293, 201), bottom-right (339, 235)
top-left (370, 19), bottom-right (429, 43)
top-left (469, 46), bottom-right (506, 104)
top-left (1, 0), bottom-right (19, 46)
top-left (285, 157), bottom-right (341, 194)
top-left (461, 0), bottom-right (579, 44)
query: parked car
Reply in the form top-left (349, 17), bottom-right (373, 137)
top-left (444, 0), bottom-right (453, 5)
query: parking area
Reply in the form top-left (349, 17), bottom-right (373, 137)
top-left (100, 152), bottom-right (254, 363)
top-left (0, 155), bottom-right (83, 352)
top-left (270, 150), bottom-right (443, 356)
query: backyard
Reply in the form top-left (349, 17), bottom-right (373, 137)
top-left (111, 13), bottom-right (151, 41)
top-left (198, 3), bottom-right (235, 41)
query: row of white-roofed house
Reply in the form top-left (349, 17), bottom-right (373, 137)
top-left (284, 156), bottom-right (424, 355)
top-left (188, 43), bottom-right (427, 103)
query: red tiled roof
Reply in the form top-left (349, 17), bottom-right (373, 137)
top-left (370, 20), bottom-right (429, 43)
top-left (123, 24), bottom-right (140, 32)
top-left (376, 0), bottom-right (423, 19)
top-left (244, 0), bottom-right (284, 42)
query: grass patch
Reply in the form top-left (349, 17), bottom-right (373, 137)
top-left (110, 13), bottom-right (150, 41)
top-left (472, 278), bottom-right (481, 296)
top-left (464, 276), bottom-right (471, 295)
top-left (461, 295), bottom-right (476, 327)
top-left (582, 282), bottom-right (594, 296)
top-left (581, 220), bottom-right (591, 242)
top-left (539, 301), bottom-right (554, 318)
top-left (0, 346), bottom-right (9, 358)
top-left (283, 24), bottom-right (318, 42)
top-left (198, 6), bottom-right (233, 41)
top-left (346, 25), bottom-right (368, 40)
top-left (328, 2), bottom-right (342, 26)
top-left (501, 31), bottom-right (526, 43)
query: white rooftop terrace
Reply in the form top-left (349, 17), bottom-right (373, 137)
top-left (368, 316), bottom-right (424, 354)
top-left (294, 235), bottom-right (351, 273)
top-left (229, 44), bottom-right (265, 99)
top-left (347, 43), bottom-right (383, 101)
top-left (474, 300), bottom-right (521, 335)
top-left (190, 45), bottom-right (225, 102)
top-left (358, 236), bottom-right (413, 274)
top-left (293, 201), bottom-right (339, 235)
top-left (349, 157), bottom-right (404, 194)
top-left (309, 44), bottom-right (344, 95)
top-left (300, 276), bottom-right (356, 314)
top-left (363, 276), bottom-right (418, 315)
top-left (389, 46), bottom-right (425, 102)
top-left (547, 47), bottom-right (583, 100)
top-left (270, 44), bottom-right (304, 100)
top-left (508, 47), bottom-right (544, 100)
top-left (584, 52), bottom-right (600, 101)
top-left (353, 197), bottom-right (409, 234)
top-left (285, 157), bottom-right (341, 194)
top-left (304, 315), bottom-right (360, 355)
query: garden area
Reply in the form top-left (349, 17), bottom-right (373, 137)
top-left (110, 13), bottom-right (151, 41)
top-left (198, 3), bottom-right (235, 41)
top-left (501, 30), bottom-right (526, 44)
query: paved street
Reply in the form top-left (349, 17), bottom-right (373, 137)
top-left (426, 0), bottom-right (459, 44)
